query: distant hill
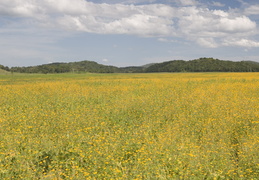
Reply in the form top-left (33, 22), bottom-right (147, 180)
top-left (10, 60), bottom-right (120, 74)
top-left (0, 65), bottom-right (10, 74)
top-left (242, 60), bottom-right (259, 66)
top-left (119, 66), bottom-right (144, 73)
top-left (141, 63), bottom-right (156, 68)
top-left (0, 69), bottom-right (10, 74)
top-left (5, 58), bottom-right (259, 73)
top-left (145, 58), bottom-right (259, 72)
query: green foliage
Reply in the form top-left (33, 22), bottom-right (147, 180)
top-left (145, 58), bottom-right (259, 72)
top-left (10, 61), bottom-right (120, 74)
top-left (6, 58), bottom-right (259, 74)
top-left (119, 66), bottom-right (144, 73)
top-left (0, 65), bottom-right (9, 72)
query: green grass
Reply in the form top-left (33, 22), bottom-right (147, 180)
top-left (0, 69), bottom-right (10, 75)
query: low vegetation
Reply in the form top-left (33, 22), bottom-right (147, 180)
top-left (0, 73), bottom-right (258, 179)
top-left (0, 69), bottom-right (9, 74)
top-left (0, 65), bottom-right (9, 73)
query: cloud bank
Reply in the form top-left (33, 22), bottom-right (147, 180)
top-left (1, 0), bottom-right (259, 48)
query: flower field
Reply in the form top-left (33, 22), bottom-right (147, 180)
top-left (0, 73), bottom-right (259, 179)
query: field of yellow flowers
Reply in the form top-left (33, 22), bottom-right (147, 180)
top-left (0, 73), bottom-right (258, 179)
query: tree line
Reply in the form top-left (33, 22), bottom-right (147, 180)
top-left (0, 65), bottom-right (10, 71)
top-left (145, 58), bottom-right (259, 72)
top-left (1, 58), bottom-right (259, 73)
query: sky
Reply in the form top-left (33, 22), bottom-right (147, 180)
top-left (1, 0), bottom-right (259, 67)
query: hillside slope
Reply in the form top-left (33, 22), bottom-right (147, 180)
top-left (10, 61), bottom-right (120, 73)
top-left (145, 58), bottom-right (259, 72)
top-left (5, 58), bottom-right (259, 73)
top-left (0, 69), bottom-right (10, 74)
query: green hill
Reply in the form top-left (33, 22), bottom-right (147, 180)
top-left (10, 60), bottom-right (120, 74)
top-left (6, 58), bottom-right (259, 73)
top-left (0, 65), bottom-right (10, 74)
top-left (0, 69), bottom-right (10, 74)
top-left (145, 58), bottom-right (259, 72)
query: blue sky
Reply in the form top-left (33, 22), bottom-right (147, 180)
top-left (1, 0), bottom-right (259, 67)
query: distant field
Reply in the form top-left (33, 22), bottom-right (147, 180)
top-left (0, 73), bottom-right (258, 179)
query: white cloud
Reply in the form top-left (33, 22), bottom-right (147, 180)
top-left (244, 5), bottom-right (259, 15)
top-left (104, 14), bottom-right (174, 36)
top-left (196, 38), bottom-right (218, 48)
top-left (211, 1), bottom-right (225, 7)
top-left (223, 38), bottom-right (259, 47)
top-left (87, 0), bottom-right (157, 5)
top-left (0, 0), bottom-right (258, 48)
top-left (41, 2), bottom-right (176, 36)
top-left (0, 0), bottom-right (43, 17)
top-left (43, 0), bottom-right (89, 15)
top-left (178, 7), bottom-right (256, 35)
top-left (218, 16), bottom-right (256, 33)
top-left (102, 58), bottom-right (109, 62)
top-left (158, 38), bottom-right (169, 42)
top-left (176, 0), bottom-right (198, 6)
top-left (213, 10), bottom-right (228, 17)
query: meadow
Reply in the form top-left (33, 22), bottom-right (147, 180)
top-left (0, 72), bottom-right (258, 179)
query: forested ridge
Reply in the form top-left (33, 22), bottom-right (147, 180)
top-left (145, 58), bottom-right (259, 72)
top-left (1, 58), bottom-right (259, 73)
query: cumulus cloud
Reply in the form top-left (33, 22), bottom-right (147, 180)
top-left (178, 7), bottom-right (256, 35)
top-left (212, 10), bottom-right (228, 17)
top-left (244, 5), bottom-right (259, 15)
top-left (223, 38), bottom-right (259, 47)
top-left (0, 0), bottom-right (258, 48)
top-left (0, 0), bottom-right (43, 17)
top-left (218, 16), bottom-right (256, 33)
